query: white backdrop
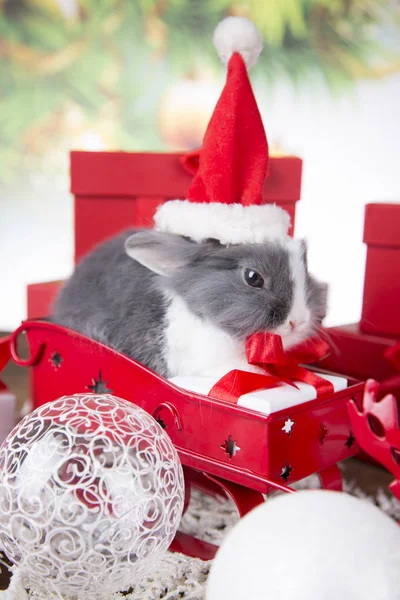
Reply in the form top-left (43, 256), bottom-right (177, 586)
top-left (1, 73), bottom-right (399, 332)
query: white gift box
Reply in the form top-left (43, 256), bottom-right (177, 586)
top-left (169, 372), bottom-right (348, 416)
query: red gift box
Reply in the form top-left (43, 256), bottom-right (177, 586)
top-left (318, 323), bottom-right (399, 382)
top-left (70, 151), bottom-right (302, 263)
top-left (26, 152), bottom-right (302, 319)
top-left (360, 203), bottom-right (400, 337)
top-left (27, 280), bottom-right (63, 320)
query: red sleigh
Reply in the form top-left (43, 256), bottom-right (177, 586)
top-left (1, 318), bottom-right (362, 558)
top-left (1, 150), bottom-right (399, 560)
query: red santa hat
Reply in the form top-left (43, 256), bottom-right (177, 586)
top-left (154, 16), bottom-right (290, 245)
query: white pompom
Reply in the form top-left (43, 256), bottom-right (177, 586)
top-left (207, 490), bottom-right (400, 600)
top-left (213, 16), bottom-right (263, 70)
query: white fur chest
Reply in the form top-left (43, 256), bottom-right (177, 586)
top-left (164, 294), bottom-right (250, 378)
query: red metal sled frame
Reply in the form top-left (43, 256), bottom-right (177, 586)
top-left (1, 319), bottom-right (366, 558)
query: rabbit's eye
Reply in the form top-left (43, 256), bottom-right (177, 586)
top-left (243, 268), bottom-right (264, 289)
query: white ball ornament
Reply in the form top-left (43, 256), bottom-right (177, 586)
top-left (0, 394), bottom-right (185, 599)
top-left (206, 490), bottom-right (400, 600)
top-left (213, 16), bottom-right (263, 69)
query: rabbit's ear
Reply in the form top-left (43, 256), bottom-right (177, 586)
top-left (125, 230), bottom-right (199, 277)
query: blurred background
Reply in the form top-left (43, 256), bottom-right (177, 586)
top-left (1, 0), bottom-right (400, 331)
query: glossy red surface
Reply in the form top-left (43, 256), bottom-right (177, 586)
top-left (8, 320), bottom-right (362, 493)
top-left (3, 322), bottom-right (399, 558)
top-left (318, 323), bottom-right (399, 383)
top-left (361, 203), bottom-right (400, 337)
top-left (26, 280), bottom-right (63, 320)
top-left (348, 379), bottom-right (400, 501)
top-left (317, 325), bottom-right (400, 466)
top-left (11, 156), bottom-right (399, 560)
top-left (70, 151), bottom-right (302, 262)
top-left (0, 335), bottom-right (11, 392)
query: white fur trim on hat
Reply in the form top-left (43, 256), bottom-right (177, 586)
top-left (154, 200), bottom-right (290, 245)
top-left (213, 16), bottom-right (263, 70)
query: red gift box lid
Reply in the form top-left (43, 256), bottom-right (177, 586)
top-left (70, 151), bottom-right (303, 203)
top-left (363, 203), bottom-right (400, 247)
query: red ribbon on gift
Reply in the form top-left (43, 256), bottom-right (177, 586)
top-left (209, 332), bottom-right (333, 403)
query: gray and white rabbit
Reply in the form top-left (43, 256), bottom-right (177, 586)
top-left (52, 229), bottom-right (327, 378)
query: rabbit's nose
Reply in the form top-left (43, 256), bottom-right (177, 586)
top-left (289, 321), bottom-right (295, 330)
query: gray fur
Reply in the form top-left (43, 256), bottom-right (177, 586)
top-left (52, 231), bottom-right (169, 375)
top-left (52, 229), bottom-right (327, 377)
top-left (163, 241), bottom-right (294, 338)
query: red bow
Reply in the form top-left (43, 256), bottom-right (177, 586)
top-left (209, 333), bottom-right (333, 404)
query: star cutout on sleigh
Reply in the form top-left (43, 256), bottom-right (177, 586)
top-left (282, 418), bottom-right (295, 435)
top-left (280, 462), bottom-right (293, 482)
top-left (157, 417), bottom-right (167, 430)
top-left (87, 371), bottom-right (113, 394)
top-left (49, 352), bottom-right (63, 369)
top-left (221, 435), bottom-right (241, 459)
top-left (345, 432), bottom-right (356, 448)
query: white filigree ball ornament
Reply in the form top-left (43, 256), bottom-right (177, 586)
top-left (0, 394), bottom-right (185, 600)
